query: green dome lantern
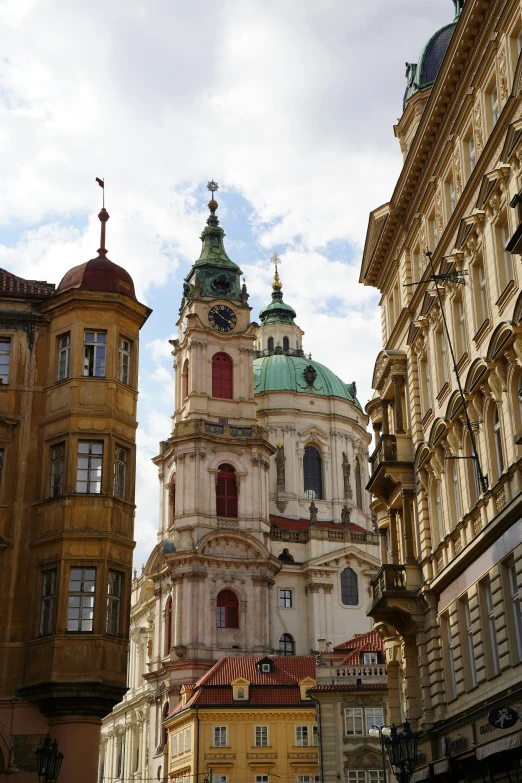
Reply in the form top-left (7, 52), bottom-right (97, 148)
top-left (259, 254), bottom-right (297, 326)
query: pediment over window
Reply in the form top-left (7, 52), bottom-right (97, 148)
top-left (486, 322), bottom-right (513, 361)
top-left (445, 391), bottom-right (463, 422)
top-left (299, 424), bottom-right (329, 445)
top-left (500, 119), bottom-right (522, 166)
top-left (414, 442), bottom-right (430, 471)
top-left (428, 418), bottom-right (446, 448)
top-left (464, 358), bottom-right (488, 393)
top-left (455, 211), bottom-right (485, 251)
top-left (475, 166), bottom-right (511, 217)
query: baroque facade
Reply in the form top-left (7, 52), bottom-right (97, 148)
top-left (360, 0), bottom-right (522, 780)
top-left (100, 190), bottom-right (379, 782)
top-left (0, 209), bottom-right (150, 783)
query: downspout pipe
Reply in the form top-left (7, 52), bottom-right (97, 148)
top-left (309, 693), bottom-right (324, 783)
top-left (196, 706), bottom-right (200, 783)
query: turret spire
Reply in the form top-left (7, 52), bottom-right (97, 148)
top-left (271, 252), bottom-right (282, 291)
top-left (97, 208), bottom-right (109, 257)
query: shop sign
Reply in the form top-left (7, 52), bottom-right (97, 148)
top-left (487, 708), bottom-right (519, 730)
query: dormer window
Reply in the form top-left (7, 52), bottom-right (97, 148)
top-left (362, 652), bottom-right (378, 665)
top-left (232, 677), bottom-right (250, 700)
top-left (256, 657), bottom-right (275, 674)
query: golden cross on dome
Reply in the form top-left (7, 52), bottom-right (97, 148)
top-left (271, 252), bottom-right (282, 290)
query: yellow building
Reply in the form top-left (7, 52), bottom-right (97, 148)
top-left (360, 0), bottom-right (522, 780)
top-left (164, 656), bottom-right (319, 783)
top-left (0, 207), bottom-right (150, 783)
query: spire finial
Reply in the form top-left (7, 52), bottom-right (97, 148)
top-left (96, 177), bottom-right (109, 256)
top-left (271, 252), bottom-right (282, 290)
top-left (207, 179), bottom-right (219, 212)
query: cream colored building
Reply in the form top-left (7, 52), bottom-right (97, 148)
top-left (360, 0), bottom-right (522, 780)
top-left (100, 192), bottom-right (380, 783)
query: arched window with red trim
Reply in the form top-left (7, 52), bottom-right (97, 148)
top-left (164, 596), bottom-right (172, 656)
top-left (212, 353), bottom-right (233, 399)
top-left (162, 701), bottom-right (170, 746)
top-left (169, 480), bottom-right (176, 524)
top-left (216, 463), bottom-right (238, 518)
top-left (216, 589), bottom-right (239, 628)
top-left (182, 359), bottom-right (189, 399)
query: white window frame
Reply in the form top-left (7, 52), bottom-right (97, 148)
top-left (508, 563), bottom-right (522, 662)
top-left (295, 726), bottom-right (309, 746)
top-left (452, 461), bottom-right (461, 523)
top-left (344, 708), bottom-right (364, 736)
top-left (114, 445), bottom-right (128, 500)
top-left (365, 708), bottom-right (384, 734)
top-left (57, 333), bottom-right (70, 381)
top-left (118, 337), bottom-right (131, 384)
top-left (76, 441), bottom-right (103, 494)
top-left (491, 85), bottom-right (499, 126)
top-left (40, 569), bottom-right (57, 636)
top-left (255, 726), bottom-right (269, 747)
top-left (66, 567), bottom-right (96, 633)
top-left (463, 598), bottom-right (477, 688)
top-left (214, 777), bottom-right (228, 783)
top-left (171, 733), bottom-right (177, 757)
top-left (484, 581), bottom-right (500, 676)
top-left (0, 338), bottom-right (11, 384)
top-left (363, 652), bottom-right (378, 665)
top-left (185, 727), bottom-right (191, 751)
top-left (83, 330), bottom-right (107, 377)
top-left (214, 726), bottom-right (228, 747)
top-left (106, 570), bottom-right (123, 636)
top-left (255, 776), bottom-right (269, 783)
top-left (50, 442), bottom-right (65, 497)
top-left (468, 135), bottom-right (476, 173)
top-left (347, 773), bottom-right (366, 783)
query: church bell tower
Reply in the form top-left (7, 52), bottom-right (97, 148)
top-left (152, 184), bottom-right (278, 683)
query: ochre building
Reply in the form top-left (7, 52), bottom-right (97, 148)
top-left (360, 0), bottom-right (522, 781)
top-left (0, 209), bottom-right (150, 783)
top-left (163, 656), bottom-right (318, 783)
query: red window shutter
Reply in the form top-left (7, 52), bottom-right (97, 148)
top-left (212, 353), bottom-right (233, 399)
top-left (216, 589), bottom-right (239, 629)
top-left (182, 360), bottom-right (189, 399)
top-left (216, 464), bottom-right (238, 518)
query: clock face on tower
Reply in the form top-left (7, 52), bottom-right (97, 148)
top-left (208, 304), bottom-right (237, 333)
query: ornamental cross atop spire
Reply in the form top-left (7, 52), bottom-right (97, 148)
top-left (271, 252), bottom-right (282, 290)
top-left (207, 180), bottom-right (219, 196)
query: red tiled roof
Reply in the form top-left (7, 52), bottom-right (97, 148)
top-left (334, 630), bottom-right (383, 653)
top-left (0, 268), bottom-right (55, 298)
top-left (196, 656), bottom-right (316, 687)
top-left (309, 683), bottom-right (387, 691)
top-left (167, 657), bottom-right (316, 719)
top-left (251, 688), bottom-right (302, 705)
top-left (270, 515), bottom-right (367, 533)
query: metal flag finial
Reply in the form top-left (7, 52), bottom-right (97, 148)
top-left (96, 177), bottom-right (105, 208)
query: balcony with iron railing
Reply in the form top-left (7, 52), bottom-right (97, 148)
top-left (368, 564), bottom-right (422, 625)
top-left (366, 433), bottom-right (414, 502)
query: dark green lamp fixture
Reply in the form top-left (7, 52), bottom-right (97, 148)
top-left (35, 736), bottom-right (64, 783)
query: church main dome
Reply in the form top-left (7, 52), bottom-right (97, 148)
top-left (253, 353), bottom-right (362, 410)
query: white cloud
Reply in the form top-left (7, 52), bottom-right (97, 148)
top-left (0, 0), bottom-right (453, 563)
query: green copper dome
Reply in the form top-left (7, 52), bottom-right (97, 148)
top-left (253, 353), bottom-right (362, 411)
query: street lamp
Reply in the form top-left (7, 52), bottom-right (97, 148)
top-left (383, 722), bottom-right (419, 783)
top-left (35, 736), bottom-right (64, 783)
top-left (368, 725), bottom-right (391, 783)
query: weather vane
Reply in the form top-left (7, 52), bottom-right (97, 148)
top-left (207, 180), bottom-right (219, 196)
top-left (96, 177), bottom-right (105, 208)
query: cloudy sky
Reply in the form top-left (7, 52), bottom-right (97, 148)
top-left (0, 0), bottom-right (453, 565)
